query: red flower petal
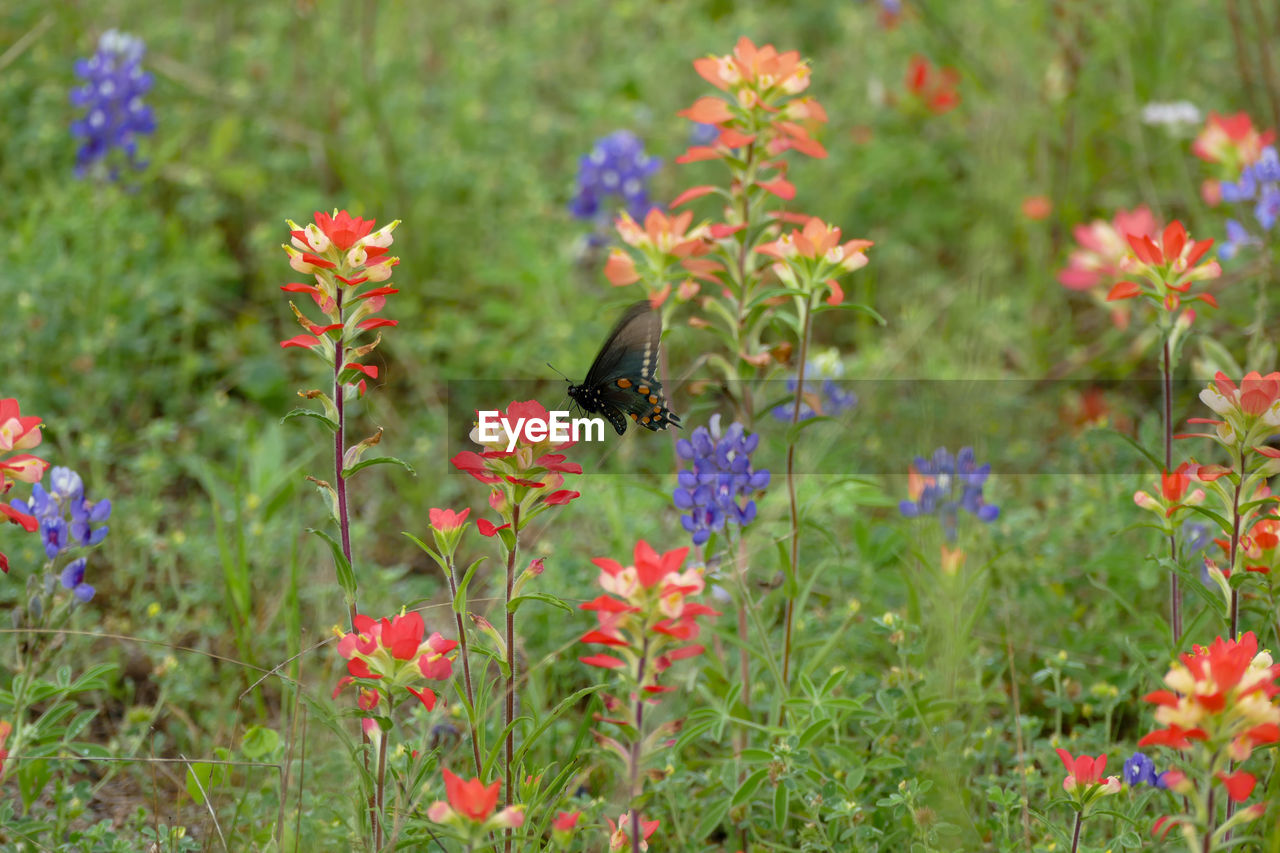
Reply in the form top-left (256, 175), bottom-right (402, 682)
top-left (1217, 770), bottom-right (1256, 802)
top-left (757, 177), bottom-right (796, 200)
top-left (1106, 281), bottom-right (1142, 301)
top-left (407, 686), bottom-right (437, 711)
top-left (579, 653), bottom-right (625, 669)
top-left (670, 185), bottom-right (718, 208)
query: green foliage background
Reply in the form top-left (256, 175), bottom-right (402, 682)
top-left (2, 0), bottom-right (1279, 850)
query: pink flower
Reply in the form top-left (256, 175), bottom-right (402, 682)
top-left (1059, 206), bottom-right (1160, 291)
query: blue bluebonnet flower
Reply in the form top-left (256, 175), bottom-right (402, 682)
top-left (673, 415), bottom-right (770, 546)
top-left (1122, 752), bottom-right (1167, 789)
top-left (60, 558), bottom-right (94, 603)
top-left (771, 353), bottom-right (857, 421)
top-left (1181, 520), bottom-right (1212, 557)
top-left (1219, 145), bottom-right (1280, 255)
top-left (11, 466), bottom-right (111, 561)
top-left (1220, 219), bottom-right (1262, 260)
top-left (689, 122), bottom-right (720, 147)
top-left (568, 131), bottom-right (661, 230)
top-left (899, 447), bottom-right (999, 541)
top-left (69, 29), bottom-right (155, 179)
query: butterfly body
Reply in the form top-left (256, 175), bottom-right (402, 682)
top-left (566, 301), bottom-right (682, 435)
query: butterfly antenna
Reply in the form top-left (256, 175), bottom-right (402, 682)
top-left (546, 362), bottom-right (572, 383)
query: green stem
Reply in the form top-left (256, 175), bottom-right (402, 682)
top-left (444, 554), bottom-right (484, 777)
top-left (630, 637), bottom-right (650, 853)
top-left (1229, 456), bottom-right (1243, 640)
top-left (1069, 810), bottom-right (1082, 853)
top-left (503, 503), bottom-right (521, 853)
top-left (730, 140), bottom-right (757, 425)
top-left (1163, 338), bottom-right (1181, 644)
top-left (333, 287), bottom-right (357, 631)
top-left (374, 725), bottom-right (388, 850)
top-left (779, 297), bottom-right (814, 712)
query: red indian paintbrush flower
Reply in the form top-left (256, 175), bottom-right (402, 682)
top-left (280, 210), bottom-right (400, 396)
top-left (1192, 112), bottom-right (1274, 171)
top-left (1106, 221), bottom-right (1220, 313)
top-left (1185, 371), bottom-right (1280, 451)
top-left (1138, 632), bottom-right (1278, 842)
top-left (1055, 749), bottom-right (1120, 798)
top-left (332, 611), bottom-right (457, 711)
top-left (579, 541), bottom-right (717, 691)
top-left (0, 399), bottom-right (48, 573)
top-left (754, 216), bottom-right (872, 305)
top-left (452, 400), bottom-right (582, 512)
top-left (604, 209), bottom-right (720, 307)
top-left (1132, 462), bottom-right (1205, 531)
top-left (675, 37), bottom-right (827, 207)
top-left (1139, 631), bottom-right (1280, 756)
top-left (1058, 205), bottom-right (1161, 329)
top-left (426, 768), bottom-right (524, 831)
top-left (607, 812), bottom-right (659, 850)
top-left (904, 55), bottom-right (960, 115)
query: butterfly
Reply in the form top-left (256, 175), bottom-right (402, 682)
top-left (564, 300), bottom-right (682, 435)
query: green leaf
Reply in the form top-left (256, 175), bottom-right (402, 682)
top-left (342, 455), bottom-right (416, 479)
top-left (866, 754), bottom-right (906, 770)
top-left (309, 528), bottom-right (356, 605)
top-left (784, 414), bottom-right (835, 445)
top-left (185, 757), bottom-right (229, 805)
top-left (798, 719), bottom-right (831, 748)
top-left (1087, 427), bottom-right (1163, 471)
top-left (280, 408), bottom-right (337, 433)
top-left (453, 557), bottom-right (486, 613)
top-left (1185, 504), bottom-right (1231, 533)
top-left (402, 532), bottom-right (448, 572)
top-left (242, 725), bottom-right (280, 759)
top-left (507, 592), bottom-right (573, 614)
top-left (813, 300), bottom-right (886, 325)
top-left (773, 782), bottom-right (789, 827)
top-left (512, 685), bottom-right (601, 768)
top-left (691, 795), bottom-right (732, 841)
top-left (731, 768), bottom-right (771, 808)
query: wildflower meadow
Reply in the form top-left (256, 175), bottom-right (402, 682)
top-left (7, 2), bottom-right (1280, 851)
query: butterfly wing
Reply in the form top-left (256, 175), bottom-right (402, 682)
top-left (582, 301), bottom-right (661, 388)
top-left (576, 301), bottom-right (681, 434)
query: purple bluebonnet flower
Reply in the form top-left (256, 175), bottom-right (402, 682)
top-left (673, 415), bottom-right (770, 546)
top-left (771, 356), bottom-right (857, 421)
top-left (689, 122), bottom-right (720, 147)
top-left (1220, 219), bottom-right (1262, 260)
top-left (60, 558), bottom-right (95, 603)
top-left (1219, 146), bottom-right (1280, 255)
top-left (568, 131), bottom-right (662, 231)
top-left (1122, 752), bottom-right (1167, 789)
top-left (1182, 520), bottom-right (1212, 557)
top-left (899, 447), bottom-right (999, 541)
top-left (10, 466), bottom-right (111, 561)
top-left (69, 29), bottom-right (155, 179)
